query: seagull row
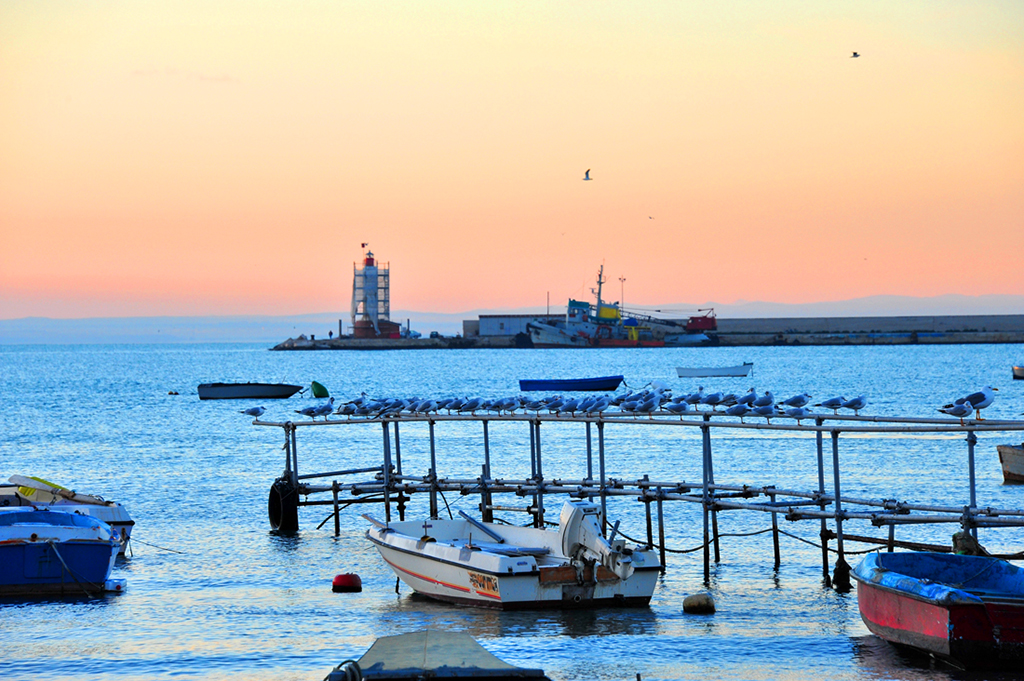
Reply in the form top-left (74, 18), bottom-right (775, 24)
top-left (241, 385), bottom-right (1001, 425)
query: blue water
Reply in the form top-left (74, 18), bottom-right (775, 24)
top-left (2, 342), bottom-right (1023, 681)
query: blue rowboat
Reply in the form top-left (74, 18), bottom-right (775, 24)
top-left (0, 508), bottom-right (122, 597)
top-left (519, 375), bottom-right (624, 392)
top-left (853, 551), bottom-right (1024, 669)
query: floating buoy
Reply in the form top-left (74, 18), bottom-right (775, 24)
top-left (332, 573), bottom-right (362, 593)
top-left (682, 592), bottom-right (716, 614)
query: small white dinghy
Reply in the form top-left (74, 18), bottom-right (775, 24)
top-left (1, 475), bottom-right (135, 555)
top-left (364, 500), bottom-right (661, 609)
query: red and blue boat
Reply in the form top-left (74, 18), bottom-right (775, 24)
top-left (853, 551), bottom-right (1024, 669)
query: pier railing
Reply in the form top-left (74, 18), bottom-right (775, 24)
top-left (254, 410), bottom-right (1024, 588)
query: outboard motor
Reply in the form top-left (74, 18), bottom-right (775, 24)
top-left (558, 501), bottom-right (634, 581)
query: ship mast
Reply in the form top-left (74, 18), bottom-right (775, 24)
top-left (592, 264), bottom-right (605, 314)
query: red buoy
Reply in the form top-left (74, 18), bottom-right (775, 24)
top-left (332, 573), bottom-right (362, 593)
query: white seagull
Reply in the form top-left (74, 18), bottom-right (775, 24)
top-left (240, 406), bottom-right (266, 418)
top-left (841, 395), bottom-right (868, 415)
top-left (781, 393), bottom-right (812, 408)
top-left (961, 386), bottom-right (998, 420)
top-left (938, 402), bottom-right (973, 425)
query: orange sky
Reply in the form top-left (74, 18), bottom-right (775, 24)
top-left (2, 2), bottom-right (1022, 319)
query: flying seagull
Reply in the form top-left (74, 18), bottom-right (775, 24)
top-left (583, 169), bottom-right (592, 181)
top-left (851, 52), bottom-right (860, 58)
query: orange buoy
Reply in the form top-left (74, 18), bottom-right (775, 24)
top-left (332, 573), bottom-right (362, 593)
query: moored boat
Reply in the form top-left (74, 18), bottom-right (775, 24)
top-left (0, 508), bottom-right (123, 596)
top-left (1013, 366), bottom-right (1024, 380)
top-left (997, 444), bottom-right (1024, 483)
top-left (676, 363), bottom-right (753, 378)
top-left (526, 266), bottom-right (711, 348)
top-left (364, 501), bottom-right (660, 609)
top-left (852, 551), bottom-right (1024, 669)
top-left (197, 382), bottom-right (303, 400)
top-left (325, 630), bottom-right (552, 680)
top-left (519, 375), bottom-right (624, 392)
top-left (2, 475), bottom-right (135, 555)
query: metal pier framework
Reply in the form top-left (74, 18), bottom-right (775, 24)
top-left (255, 411), bottom-right (1024, 589)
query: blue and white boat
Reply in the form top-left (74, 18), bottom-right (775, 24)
top-left (0, 508), bottom-right (124, 597)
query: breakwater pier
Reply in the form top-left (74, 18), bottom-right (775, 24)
top-left (254, 407), bottom-right (1024, 588)
top-left (272, 314), bottom-right (1024, 349)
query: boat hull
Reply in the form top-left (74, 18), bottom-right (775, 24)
top-left (997, 444), bottom-right (1024, 483)
top-left (519, 376), bottom-right (624, 392)
top-left (197, 382), bottom-right (303, 400)
top-left (853, 552), bottom-right (1024, 669)
top-left (0, 510), bottom-right (119, 596)
top-left (1013, 366), bottom-right (1024, 380)
top-left (676, 363), bottom-right (753, 378)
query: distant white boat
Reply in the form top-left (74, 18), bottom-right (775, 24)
top-left (364, 501), bottom-right (660, 609)
top-left (1013, 366), bottom-right (1024, 380)
top-left (676, 362), bottom-right (753, 378)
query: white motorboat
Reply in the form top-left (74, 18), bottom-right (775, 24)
top-left (364, 501), bottom-right (661, 609)
top-left (1, 475), bottom-right (135, 555)
top-left (676, 363), bottom-right (753, 378)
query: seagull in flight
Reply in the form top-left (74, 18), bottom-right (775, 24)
top-left (583, 169), bottom-right (592, 181)
top-left (851, 52), bottom-right (860, 58)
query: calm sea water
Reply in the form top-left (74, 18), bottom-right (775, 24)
top-left (2, 342), bottom-right (1023, 681)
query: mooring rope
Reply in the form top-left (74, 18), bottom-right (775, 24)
top-left (47, 540), bottom-right (95, 599)
top-left (128, 537), bottom-right (187, 554)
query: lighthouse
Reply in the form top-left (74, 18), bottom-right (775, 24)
top-left (350, 245), bottom-right (400, 338)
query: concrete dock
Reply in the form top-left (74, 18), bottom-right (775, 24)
top-left (272, 314), bottom-right (1024, 349)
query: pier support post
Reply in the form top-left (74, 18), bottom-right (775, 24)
top-left (598, 420), bottom-right (607, 536)
top-left (702, 415), bottom-right (721, 563)
top-left (332, 480), bottom-right (340, 537)
top-left (382, 421), bottom-right (393, 523)
top-left (643, 476), bottom-right (653, 548)
top-left (769, 487), bottom-right (780, 570)
top-left (534, 420), bottom-right (544, 528)
top-left (702, 420), bottom-right (711, 583)
top-left (394, 422), bottom-right (402, 476)
top-left (657, 492), bottom-right (666, 574)
top-left (586, 422), bottom-right (594, 481)
top-left (967, 430), bottom-right (978, 539)
top-left (428, 419), bottom-right (438, 519)
top-left (481, 421), bottom-right (493, 522)
top-left (831, 430), bottom-right (851, 591)
top-left (816, 419), bottom-right (830, 585)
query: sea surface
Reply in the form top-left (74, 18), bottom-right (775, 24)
top-left (2, 342), bottom-right (1023, 681)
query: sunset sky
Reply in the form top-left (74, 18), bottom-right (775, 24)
top-left (2, 2), bottom-right (1022, 319)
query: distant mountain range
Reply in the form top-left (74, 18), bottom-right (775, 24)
top-left (1, 294), bottom-right (1021, 344)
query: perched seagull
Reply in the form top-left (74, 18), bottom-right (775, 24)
top-left (583, 169), bottom-right (592, 181)
top-left (780, 393), bottom-right (812, 408)
top-left (665, 401), bottom-right (691, 417)
top-left (737, 388), bottom-right (757, 407)
top-left (313, 397), bottom-right (336, 420)
top-left (851, 52), bottom-right (860, 58)
top-left (784, 406), bottom-right (814, 423)
top-left (752, 391), bottom-right (775, 408)
top-left (938, 402), bottom-right (973, 425)
top-left (684, 387), bottom-right (705, 406)
top-left (725, 404), bottom-right (752, 422)
top-left (815, 396), bottom-right (846, 415)
top-left (700, 392), bottom-right (726, 410)
top-left (841, 395), bottom-right (868, 415)
top-left (961, 386), bottom-right (998, 420)
top-left (295, 405), bottom-right (318, 419)
top-left (240, 406), bottom-right (266, 418)
top-left (751, 404), bottom-right (779, 421)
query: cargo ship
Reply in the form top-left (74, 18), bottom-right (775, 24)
top-left (526, 266), bottom-right (714, 348)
